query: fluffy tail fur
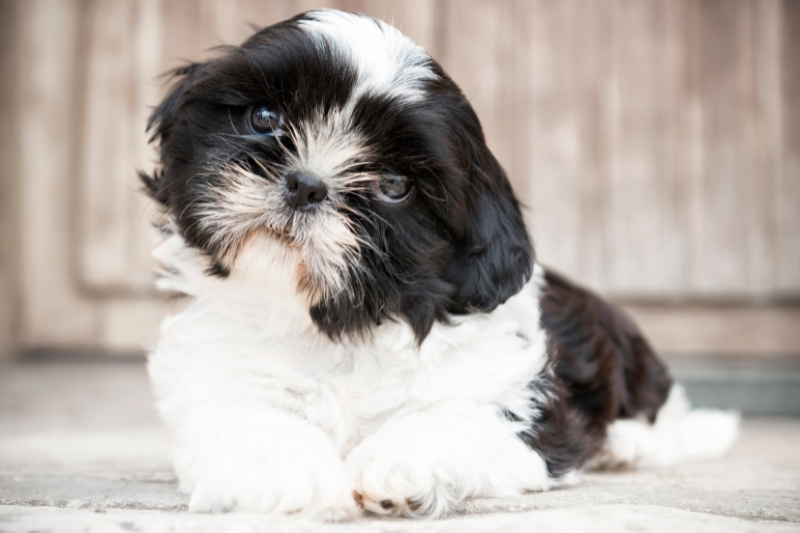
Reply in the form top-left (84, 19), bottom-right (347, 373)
top-left (598, 384), bottom-right (740, 469)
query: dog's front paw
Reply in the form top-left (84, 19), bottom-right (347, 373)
top-left (180, 418), bottom-right (358, 520)
top-left (346, 408), bottom-right (552, 518)
top-left (346, 431), bottom-right (457, 518)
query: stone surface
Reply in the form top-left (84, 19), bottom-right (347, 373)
top-left (1, 505), bottom-right (799, 533)
top-left (1, 360), bottom-right (799, 532)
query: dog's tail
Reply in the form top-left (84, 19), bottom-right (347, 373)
top-left (598, 384), bottom-right (740, 469)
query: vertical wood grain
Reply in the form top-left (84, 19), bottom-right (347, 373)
top-left (749, 0), bottom-right (782, 294)
top-left (685, 0), bottom-right (756, 294)
top-left (2, 0), bottom-right (798, 357)
top-left (779, 0), bottom-right (800, 292)
top-left (162, 0), bottom-right (289, 66)
top-left (17, 0), bottom-right (101, 344)
top-left (607, 0), bottom-right (689, 294)
top-left (78, 0), bottom-right (162, 293)
top-left (0, 0), bottom-right (21, 359)
top-left (526, 0), bottom-right (616, 290)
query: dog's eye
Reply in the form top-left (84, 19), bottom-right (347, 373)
top-left (248, 105), bottom-right (285, 136)
top-left (370, 174), bottom-right (413, 205)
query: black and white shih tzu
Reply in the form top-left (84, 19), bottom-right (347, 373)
top-left (142, 9), bottom-right (738, 520)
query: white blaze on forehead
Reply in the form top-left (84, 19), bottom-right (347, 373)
top-left (299, 10), bottom-right (437, 102)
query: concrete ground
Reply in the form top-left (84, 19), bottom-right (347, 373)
top-left (1, 359), bottom-right (798, 532)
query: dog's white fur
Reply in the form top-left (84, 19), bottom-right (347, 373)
top-left (600, 385), bottom-right (740, 469)
top-left (298, 10), bottom-right (435, 104)
top-left (148, 229), bottom-right (738, 519)
top-left (149, 229), bottom-right (551, 519)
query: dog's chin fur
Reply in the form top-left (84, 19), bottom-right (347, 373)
top-left (144, 9), bottom-right (739, 520)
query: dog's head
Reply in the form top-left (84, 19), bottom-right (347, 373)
top-left (143, 9), bottom-right (533, 342)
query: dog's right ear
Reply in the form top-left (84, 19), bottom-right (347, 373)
top-left (140, 63), bottom-right (203, 205)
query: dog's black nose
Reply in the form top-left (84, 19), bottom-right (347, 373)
top-left (285, 171), bottom-right (328, 210)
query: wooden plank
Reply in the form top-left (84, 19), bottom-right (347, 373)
top-left (749, 0), bottom-right (782, 294)
top-left (607, 0), bottom-right (689, 294)
top-left (0, 0), bottom-right (21, 360)
top-left (7, 0), bottom-right (176, 355)
top-left (684, 0), bottom-right (757, 294)
top-left (526, 0), bottom-right (616, 290)
top-left (779, 0), bottom-right (800, 292)
top-left (503, 0), bottom-right (538, 207)
top-left (17, 0), bottom-right (101, 345)
top-left (6, 0), bottom-right (799, 359)
top-left (78, 0), bottom-right (163, 293)
top-left (621, 303), bottom-right (800, 357)
top-left (192, 0), bottom-right (289, 47)
top-left (161, 0), bottom-right (234, 64)
top-left (159, 0), bottom-right (282, 73)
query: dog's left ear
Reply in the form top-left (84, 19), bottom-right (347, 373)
top-left (445, 140), bottom-right (534, 314)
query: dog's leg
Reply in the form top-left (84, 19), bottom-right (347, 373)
top-left (346, 401), bottom-right (550, 518)
top-left (148, 305), bottom-right (358, 520)
top-left (170, 404), bottom-right (358, 520)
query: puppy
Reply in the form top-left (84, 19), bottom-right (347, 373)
top-left (142, 9), bottom-right (738, 520)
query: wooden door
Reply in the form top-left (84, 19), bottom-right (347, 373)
top-left (1, 0), bottom-right (798, 359)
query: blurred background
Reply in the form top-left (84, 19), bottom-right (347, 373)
top-left (0, 0), bottom-right (798, 414)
